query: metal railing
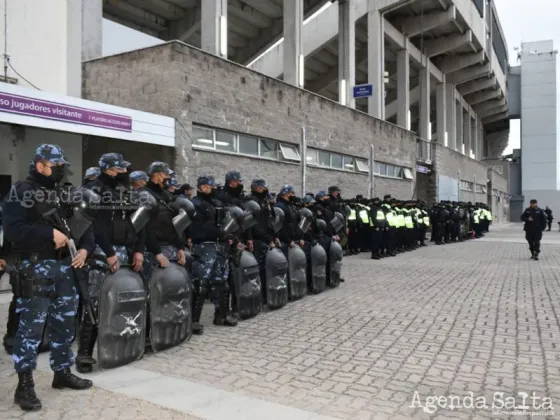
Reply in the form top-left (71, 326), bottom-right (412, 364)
top-left (416, 138), bottom-right (432, 165)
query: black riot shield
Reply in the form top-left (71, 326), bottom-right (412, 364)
top-left (328, 240), bottom-right (343, 288)
top-left (287, 244), bottom-right (307, 301)
top-left (232, 250), bottom-right (262, 320)
top-left (97, 268), bottom-right (146, 369)
top-left (310, 243), bottom-right (327, 294)
top-left (148, 262), bottom-right (192, 352)
top-left (265, 247), bottom-right (288, 310)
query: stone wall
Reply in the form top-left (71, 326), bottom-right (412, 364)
top-left (82, 41), bottom-right (417, 196)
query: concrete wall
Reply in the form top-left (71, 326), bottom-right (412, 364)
top-left (432, 142), bottom-right (488, 204)
top-left (520, 40), bottom-right (557, 193)
top-left (0, 123), bottom-right (82, 186)
top-left (488, 168), bottom-right (509, 224)
top-left (82, 41), bottom-right (417, 197)
top-left (0, 0), bottom-right (82, 96)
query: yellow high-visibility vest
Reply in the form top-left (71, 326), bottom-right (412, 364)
top-left (359, 209), bottom-right (369, 224)
top-left (348, 209), bottom-right (356, 221)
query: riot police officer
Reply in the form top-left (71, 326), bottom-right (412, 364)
top-left (76, 153), bottom-right (145, 373)
top-left (3, 144), bottom-right (94, 411)
top-left (83, 167), bottom-right (100, 183)
top-left (190, 176), bottom-right (238, 334)
top-left (275, 185), bottom-right (303, 250)
top-left (130, 171), bottom-right (148, 190)
top-left (216, 171), bottom-right (250, 320)
top-left (143, 162), bottom-right (188, 274)
top-left (246, 179), bottom-right (278, 304)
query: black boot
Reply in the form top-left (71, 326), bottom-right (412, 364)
top-left (52, 368), bottom-right (93, 390)
top-left (213, 289), bottom-right (238, 327)
top-left (192, 288), bottom-right (206, 335)
top-left (371, 253), bottom-right (380, 260)
top-left (76, 310), bottom-right (98, 373)
top-left (14, 371), bottom-right (42, 411)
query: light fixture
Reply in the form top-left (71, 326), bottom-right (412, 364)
top-left (339, 79), bottom-right (347, 106)
top-left (298, 54), bottom-right (304, 87)
top-left (306, 156), bottom-right (313, 161)
top-left (344, 163), bottom-right (354, 168)
top-left (197, 138), bottom-right (213, 144)
top-left (219, 15), bottom-right (227, 56)
top-left (444, 132), bottom-right (448, 147)
top-left (215, 141), bottom-right (231, 146)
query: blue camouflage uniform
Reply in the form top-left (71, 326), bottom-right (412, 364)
top-left (3, 144), bottom-right (94, 411)
top-left (83, 167), bottom-right (100, 182)
top-left (189, 175), bottom-right (237, 333)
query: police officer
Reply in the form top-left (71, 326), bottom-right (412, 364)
top-left (215, 171), bottom-right (250, 319)
top-left (369, 197), bottom-right (387, 259)
top-left (143, 162), bottom-right (187, 277)
top-left (3, 144), bottom-right (94, 411)
top-left (83, 167), bottom-right (100, 183)
top-left (178, 183), bottom-right (194, 199)
top-left (275, 185), bottom-right (303, 250)
top-left (166, 177), bottom-right (179, 194)
top-left (521, 199), bottom-right (547, 260)
top-left (246, 179), bottom-right (278, 304)
top-left (76, 153), bottom-right (145, 373)
top-left (130, 171), bottom-right (149, 190)
top-left (190, 176), bottom-right (238, 334)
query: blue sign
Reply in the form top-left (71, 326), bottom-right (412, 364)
top-left (416, 165), bottom-right (429, 174)
top-left (353, 84), bottom-right (373, 98)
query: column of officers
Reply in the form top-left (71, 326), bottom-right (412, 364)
top-left (1, 145), bottom-right (347, 412)
top-left (344, 195), bottom-right (493, 259)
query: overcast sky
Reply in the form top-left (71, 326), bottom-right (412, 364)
top-left (494, 0), bottom-right (559, 155)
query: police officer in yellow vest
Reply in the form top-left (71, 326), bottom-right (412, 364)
top-left (369, 197), bottom-right (387, 259)
top-left (417, 201), bottom-right (429, 246)
top-left (381, 195), bottom-right (397, 257)
top-left (346, 199), bottom-right (359, 254)
top-left (355, 196), bottom-right (371, 252)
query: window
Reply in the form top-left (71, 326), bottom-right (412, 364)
top-left (475, 184), bottom-right (484, 193)
top-left (306, 148), bottom-right (318, 165)
top-left (318, 150), bottom-right (330, 167)
top-left (331, 153), bottom-right (343, 169)
top-left (280, 144), bottom-right (301, 162)
top-left (493, 165), bottom-right (503, 174)
top-left (356, 159), bottom-right (369, 173)
top-left (238, 135), bottom-right (258, 156)
top-left (482, 186), bottom-right (487, 193)
top-left (259, 139), bottom-right (278, 159)
top-left (215, 130), bottom-right (236, 152)
top-left (343, 156), bottom-right (355, 171)
top-left (460, 181), bottom-right (474, 191)
top-left (377, 163), bottom-right (387, 176)
top-left (193, 126), bottom-right (214, 148)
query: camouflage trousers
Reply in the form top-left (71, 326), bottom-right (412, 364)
top-left (191, 243), bottom-right (229, 303)
top-left (13, 258), bottom-right (78, 373)
top-left (143, 245), bottom-right (179, 281)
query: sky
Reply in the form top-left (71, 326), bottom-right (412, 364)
top-left (494, 0), bottom-right (559, 155)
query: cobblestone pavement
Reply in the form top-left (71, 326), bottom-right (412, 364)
top-left (1, 223), bottom-right (559, 419)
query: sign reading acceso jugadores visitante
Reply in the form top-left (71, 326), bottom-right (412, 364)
top-left (0, 91), bottom-right (132, 132)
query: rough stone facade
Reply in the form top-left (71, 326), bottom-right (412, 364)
top-left (82, 41), bottom-right (417, 197)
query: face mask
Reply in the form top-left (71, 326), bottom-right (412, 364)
top-left (163, 178), bottom-right (171, 187)
top-left (115, 172), bottom-right (129, 182)
top-left (50, 166), bottom-right (67, 183)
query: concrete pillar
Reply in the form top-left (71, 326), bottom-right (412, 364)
top-left (82, 0), bottom-right (102, 61)
top-left (436, 80), bottom-right (446, 145)
top-left (463, 112), bottom-right (471, 157)
top-left (456, 102), bottom-right (463, 153)
top-left (396, 45), bottom-right (409, 128)
top-left (471, 116), bottom-right (477, 158)
top-left (367, 6), bottom-right (384, 119)
top-left (445, 84), bottom-right (456, 149)
top-left (419, 64), bottom-right (430, 140)
top-left (201, 0), bottom-right (227, 58)
top-left (284, 0), bottom-right (304, 87)
top-left (338, 0), bottom-right (355, 107)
